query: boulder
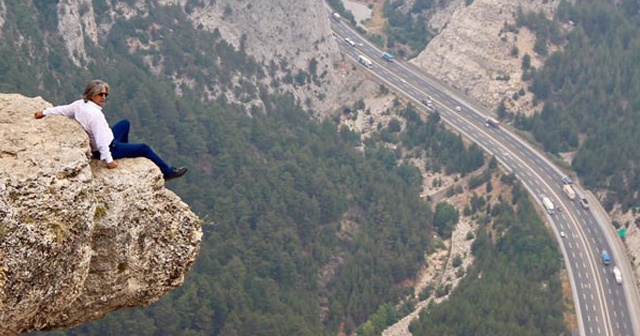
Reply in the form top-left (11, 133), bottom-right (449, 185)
top-left (0, 93), bottom-right (202, 335)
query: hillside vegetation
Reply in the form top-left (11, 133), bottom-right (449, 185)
top-left (509, 0), bottom-right (640, 213)
top-left (0, 1), bottom-right (568, 335)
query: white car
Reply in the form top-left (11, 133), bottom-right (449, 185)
top-left (560, 231), bottom-right (566, 238)
top-left (455, 106), bottom-right (461, 111)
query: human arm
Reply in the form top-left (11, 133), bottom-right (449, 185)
top-left (35, 100), bottom-right (81, 119)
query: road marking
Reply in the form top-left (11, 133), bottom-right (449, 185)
top-left (332, 32), bottom-right (622, 336)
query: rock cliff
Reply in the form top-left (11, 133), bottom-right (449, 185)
top-left (0, 0), bottom-right (341, 116)
top-left (0, 94), bottom-right (202, 336)
top-left (412, 0), bottom-right (562, 112)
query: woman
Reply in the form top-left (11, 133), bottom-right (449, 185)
top-left (34, 79), bottom-right (187, 181)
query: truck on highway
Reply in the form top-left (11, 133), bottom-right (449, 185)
top-left (358, 55), bottom-right (372, 68)
top-left (485, 117), bottom-right (500, 128)
top-left (602, 250), bottom-right (611, 265)
top-left (344, 37), bottom-right (356, 47)
top-left (613, 266), bottom-right (623, 285)
top-left (542, 196), bottom-right (555, 215)
top-left (563, 184), bottom-right (576, 200)
top-left (381, 52), bottom-right (394, 62)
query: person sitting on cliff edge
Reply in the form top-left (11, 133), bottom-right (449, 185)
top-left (34, 79), bottom-right (188, 181)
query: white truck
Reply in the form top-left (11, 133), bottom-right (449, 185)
top-left (613, 266), bottom-right (622, 285)
top-left (344, 37), bottom-right (356, 47)
top-left (563, 184), bottom-right (576, 200)
top-left (358, 55), bottom-right (372, 68)
top-left (542, 196), bottom-right (555, 215)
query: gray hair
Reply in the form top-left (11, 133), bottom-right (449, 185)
top-left (82, 80), bottom-right (110, 102)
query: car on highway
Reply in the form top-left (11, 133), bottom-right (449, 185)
top-left (579, 197), bottom-right (590, 209)
top-left (562, 176), bottom-right (573, 185)
top-left (560, 231), bottom-right (566, 238)
top-left (455, 106), bottom-right (461, 111)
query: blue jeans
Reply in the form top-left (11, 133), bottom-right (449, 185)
top-left (110, 119), bottom-right (172, 176)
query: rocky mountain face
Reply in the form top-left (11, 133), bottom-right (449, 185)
top-left (0, 94), bottom-right (202, 336)
top-left (0, 0), bottom-right (341, 115)
top-left (182, 0), bottom-right (341, 114)
top-left (413, 0), bottom-right (562, 113)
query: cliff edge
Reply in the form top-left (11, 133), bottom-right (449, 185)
top-left (0, 94), bottom-right (202, 335)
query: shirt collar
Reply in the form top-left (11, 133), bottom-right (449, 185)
top-left (86, 100), bottom-right (103, 110)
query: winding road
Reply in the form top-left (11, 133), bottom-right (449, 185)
top-left (329, 12), bottom-right (640, 336)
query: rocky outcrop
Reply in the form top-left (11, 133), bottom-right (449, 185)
top-left (412, 0), bottom-right (562, 112)
top-left (0, 94), bottom-right (202, 335)
top-left (184, 0), bottom-right (341, 114)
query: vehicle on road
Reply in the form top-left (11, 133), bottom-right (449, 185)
top-left (455, 106), bottom-right (461, 111)
top-left (560, 231), bottom-right (566, 238)
top-left (542, 196), bottom-right (555, 215)
top-left (579, 197), bottom-right (590, 209)
top-left (563, 184), bottom-right (576, 200)
top-left (332, 12), bottom-right (341, 21)
top-left (358, 55), bottom-right (372, 68)
top-left (344, 37), bottom-right (356, 47)
top-left (381, 52), bottom-right (394, 62)
top-left (602, 250), bottom-right (611, 265)
top-left (575, 188), bottom-right (590, 209)
top-left (613, 266), bottom-right (623, 284)
top-left (485, 117), bottom-right (500, 128)
top-left (420, 99), bottom-right (433, 108)
top-left (562, 176), bottom-right (573, 185)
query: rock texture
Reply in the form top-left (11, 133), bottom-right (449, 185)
top-left (412, 0), bottom-right (562, 112)
top-left (3, 0), bottom-right (341, 116)
top-left (184, 0), bottom-right (341, 114)
top-left (0, 94), bottom-right (202, 336)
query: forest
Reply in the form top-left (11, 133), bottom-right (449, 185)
top-left (409, 191), bottom-right (567, 336)
top-left (0, 0), bottom-right (614, 335)
top-left (377, 0), bottom-right (640, 216)
top-left (512, 0), bottom-right (640, 214)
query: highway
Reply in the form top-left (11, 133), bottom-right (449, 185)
top-left (329, 13), bottom-right (639, 336)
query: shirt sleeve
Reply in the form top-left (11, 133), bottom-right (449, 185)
top-left (43, 101), bottom-right (77, 117)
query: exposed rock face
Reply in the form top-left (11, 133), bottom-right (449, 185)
top-left (23, 0), bottom-right (340, 116)
top-left (184, 0), bottom-right (341, 114)
top-left (412, 0), bottom-right (561, 112)
top-left (0, 94), bottom-right (202, 335)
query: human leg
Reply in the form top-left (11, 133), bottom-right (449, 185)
top-left (111, 119), bottom-right (130, 143)
top-left (110, 141), bottom-right (173, 176)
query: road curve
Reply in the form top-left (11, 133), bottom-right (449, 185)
top-left (328, 11), bottom-right (639, 336)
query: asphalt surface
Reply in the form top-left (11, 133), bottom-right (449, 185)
top-left (329, 12), bottom-right (640, 336)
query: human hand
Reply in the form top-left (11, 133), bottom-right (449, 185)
top-left (107, 161), bottom-right (118, 169)
top-left (34, 111), bottom-right (45, 119)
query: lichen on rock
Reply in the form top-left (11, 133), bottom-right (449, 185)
top-left (0, 93), bottom-right (202, 335)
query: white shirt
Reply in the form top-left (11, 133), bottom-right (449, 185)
top-left (44, 99), bottom-right (115, 163)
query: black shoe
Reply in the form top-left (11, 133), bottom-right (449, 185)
top-left (164, 167), bottom-right (188, 181)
